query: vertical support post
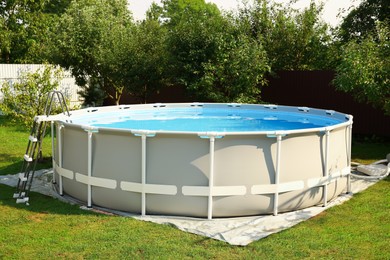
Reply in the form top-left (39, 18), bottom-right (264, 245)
top-left (141, 134), bottom-right (147, 216)
top-left (323, 130), bottom-right (330, 207)
top-left (347, 124), bottom-right (353, 193)
top-left (58, 124), bottom-right (64, 195)
top-left (87, 130), bottom-right (93, 208)
top-left (132, 131), bottom-right (156, 216)
top-left (273, 134), bottom-right (282, 216)
top-left (51, 121), bottom-right (56, 184)
top-left (207, 136), bottom-right (215, 220)
top-left (132, 131), bottom-right (155, 217)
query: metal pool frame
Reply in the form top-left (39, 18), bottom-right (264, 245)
top-left (46, 103), bottom-right (353, 219)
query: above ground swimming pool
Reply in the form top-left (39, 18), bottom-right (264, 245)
top-left (48, 103), bottom-right (353, 219)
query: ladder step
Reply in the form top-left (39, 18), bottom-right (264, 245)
top-left (29, 135), bottom-right (38, 142)
top-left (13, 192), bottom-right (26, 198)
top-left (24, 154), bottom-right (33, 162)
top-left (16, 197), bottom-right (29, 204)
top-left (18, 173), bottom-right (28, 182)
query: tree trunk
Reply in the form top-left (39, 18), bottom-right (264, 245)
top-left (114, 86), bottom-right (124, 105)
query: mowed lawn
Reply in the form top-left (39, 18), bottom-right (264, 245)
top-left (0, 116), bottom-right (389, 259)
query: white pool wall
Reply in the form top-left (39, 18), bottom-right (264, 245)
top-left (51, 103), bottom-right (353, 218)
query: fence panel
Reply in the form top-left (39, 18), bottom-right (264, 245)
top-left (262, 70), bottom-right (390, 136)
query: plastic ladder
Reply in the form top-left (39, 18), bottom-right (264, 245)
top-left (13, 91), bottom-right (70, 204)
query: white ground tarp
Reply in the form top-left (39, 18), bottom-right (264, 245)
top-left (0, 168), bottom-right (387, 246)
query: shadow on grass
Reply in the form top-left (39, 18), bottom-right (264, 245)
top-left (0, 183), bottom-right (97, 216)
top-left (351, 141), bottom-right (390, 161)
top-left (0, 153), bottom-right (23, 175)
top-left (0, 156), bottom-right (52, 176)
top-left (0, 116), bottom-right (29, 133)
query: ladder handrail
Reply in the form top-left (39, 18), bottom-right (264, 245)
top-left (44, 90), bottom-right (70, 117)
top-left (14, 91), bottom-right (70, 204)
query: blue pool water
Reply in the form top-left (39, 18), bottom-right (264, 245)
top-left (75, 107), bottom-right (345, 132)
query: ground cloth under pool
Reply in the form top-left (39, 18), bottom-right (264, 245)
top-left (0, 169), bottom-right (387, 246)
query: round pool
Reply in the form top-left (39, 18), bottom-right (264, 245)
top-left (50, 103), bottom-right (353, 219)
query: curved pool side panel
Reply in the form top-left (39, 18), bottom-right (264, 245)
top-left (51, 103), bottom-right (353, 219)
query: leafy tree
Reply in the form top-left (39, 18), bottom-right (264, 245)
top-left (237, 0), bottom-right (332, 71)
top-left (49, 0), bottom-right (134, 105)
top-left (163, 0), bottom-right (269, 102)
top-left (123, 11), bottom-right (169, 103)
top-left (77, 77), bottom-right (106, 107)
top-left (163, 0), bottom-right (223, 99)
top-left (195, 24), bottom-right (269, 103)
top-left (0, 0), bottom-right (70, 63)
top-left (162, 0), bottom-right (220, 27)
top-left (0, 65), bottom-right (66, 126)
top-left (334, 22), bottom-right (390, 115)
top-left (339, 0), bottom-right (390, 42)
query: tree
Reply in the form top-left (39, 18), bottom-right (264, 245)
top-left (237, 0), bottom-right (332, 71)
top-left (123, 10), bottom-right (169, 103)
top-left (161, 0), bottom-right (220, 27)
top-left (195, 23), bottom-right (269, 103)
top-left (162, 0), bottom-right (222, 94)
top-left (76, 77), bottom-right (106, 107)
top-left (334, 22), bottom-right (390, 115)
top-left (0, 65), bottom-right (66, 126)
top-left (0, 0), bottom-right (70, 63)
top-left (339, 0), bottom-right (390, 43)
top-left (49, 0), bottom-right (134, 105)
top-left (163, 0), bottom-right (269, 102)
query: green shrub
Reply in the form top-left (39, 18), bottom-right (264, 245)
top-left (0, 65), bottom-right (67, 127)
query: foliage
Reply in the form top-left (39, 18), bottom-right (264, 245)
top-left (0, 65), bottom-right (65, 127)
top-left (49, 0), bottom-right (134, 105)
top-left (77, 77), bottom-right (106, 107)
top-left (6, 0), bottom-right (388, 106)
top-left (334, 22), bottom-right (390, 115)
top-left (0, 0), bottom-right (338, 104)
top-left (162, 0), bottom-right (220, 26)
top-left (0, 0), bottom-right (70, 63)
top-left (339, 0), bottom-right (390, 43)
top-left (237, 0), bottom-right (332, 71)
top-left (163, 0), bottom-right (269, 102)
top-left (163, 0), bottom-right (223, 100)
top-left (123, 14), bottom-right (169, 103)
top-left (196, 27), bottom-right (269, 103)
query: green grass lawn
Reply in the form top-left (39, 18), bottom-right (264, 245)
top-left (0, 116), bottom-right (52, 175)
top-left (0, 115), bottom-right (389, 259)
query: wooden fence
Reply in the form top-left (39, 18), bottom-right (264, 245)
top-left (119, 70), bottom-right (389, 136)
top-left (261, 71), bottom-right (390, 136)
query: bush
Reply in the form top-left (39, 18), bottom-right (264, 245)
top-left (0, 65), bottom-right (67, 127)
top-left (77, 77), bottom-right (106, 107)
top-left (334, 22), bottom-right (390, 115)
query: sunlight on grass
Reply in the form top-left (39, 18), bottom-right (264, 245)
top-left (0, 116), bottom-right (52, 175)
